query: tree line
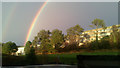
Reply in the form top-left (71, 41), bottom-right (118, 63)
top-left (2, 18), bottom-right (120, 55)
top-left (24, 18), bottom-right (120, 55)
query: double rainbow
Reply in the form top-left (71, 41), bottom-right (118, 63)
top-left (24, 0), bottom-right (48, 45)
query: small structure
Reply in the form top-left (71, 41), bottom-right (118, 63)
top-left (16, 46), bottom-right (25, 56)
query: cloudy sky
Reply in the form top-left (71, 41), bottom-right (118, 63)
top-left (1, 1), bottom-right (119, 45)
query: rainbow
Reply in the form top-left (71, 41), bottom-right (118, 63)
top-left (24, 0), bottom-right (48, 45)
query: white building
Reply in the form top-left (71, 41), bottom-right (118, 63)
top-left (16, 46), bottom-right (25, 56)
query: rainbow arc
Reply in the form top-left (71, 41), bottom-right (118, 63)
top-left (24, 0), bottom-right (48, 45)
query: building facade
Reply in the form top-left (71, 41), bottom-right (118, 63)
top-left (81, 24), bottom-right (120, 43)
top-left (16, 46), bottom-right (25, 56)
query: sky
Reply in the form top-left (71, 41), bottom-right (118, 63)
top-left (0, 2), bottom-right (2, 43)
top-left (1, 0), bottom-right (120, 2)
top-left (1, 1), bottom-right (119, 45)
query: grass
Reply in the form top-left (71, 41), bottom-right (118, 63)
top-left (47, 53), bottom-right (79, 65)
top-left (2, 49), bottom-right (120, 66)
top-left (79, 52), bottom-right (120, 55)
top-left (36, 50), bottom-right (120, 65)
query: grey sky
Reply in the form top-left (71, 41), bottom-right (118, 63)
top-left (1, 2), bottom-right (118, 45)
top-left (2, 0), bottom-right (120, 2)
top-left (0, 2), bottom-right (2, 43)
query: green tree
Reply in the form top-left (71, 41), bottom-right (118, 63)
top-left (37, 30), bottom-right (50, 41)
top-left (89, 18), bottom-right (106, 48)
top-left (67, 24), bottom-right (84, 35)
top-left (99, 36), bottom-right (111, 49)
top-left (24, 41), bottom-right (32, 55)
top-left (25, 46), bottom-right (36, 64)
top-left (0, 42), bottom-right (2, 53)
top-left (32, 36), bottom-right (38, 47)
top-left (0, 42), bottom-right (1, 45)
top-left (66, 24), bottom-right (84, 43)
top-left (2, 41), bottom-right (18, 55)
top-left (110, 25), bottom-right (120, 48)
top-left (51, 29), bottom-right (64, 50)
top-left (35, 30), bottom-right (55, 54)
top-left (25, 41), bottom-right (37, 64)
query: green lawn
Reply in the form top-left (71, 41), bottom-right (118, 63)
top-left (79, 52), bottom-right (120, 55)
top-left (2, 50), bottom-right (120, 66)
top-left (37, 51), bottom-right (120, 65)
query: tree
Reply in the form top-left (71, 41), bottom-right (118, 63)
top-left (24, 41), bottom-right (32, 55)
top-left (109, 25), bottom-right (120, 48)
top-left (32, 36), bottom-right (38, 47)
top-left (34, 30), bottom-right (55, 54)
top-left (67, 24), bottom-right (84, 35)
top-left (0, 42), bottom-right (2, 53)
top-left (24, 41), bottom-right (36, 64)
top-left (37, 30), bottom-right (50, 41)
top-left (0, 42), bottom-right (1, 45)
top-left (83, 33), bottom-right (90, 45)
top-left (26, 46), bottom-right (36, 64)
top-left (89, 18), bottom-right (106, 47)
top-left (99, 36), bottom-right (111, 49)
top-left (2, 41), bottom-right (18, 55)
top-left (51, 29), bottom-right (64, 50)
top-left (66, 24), bottom-right (84, 43)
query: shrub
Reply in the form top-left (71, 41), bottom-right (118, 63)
top-left (99, 40), bottom-right (111, 49)
top-left (88, 41), bottom-right (99, 50)
top-left (58, 42), bottom-right (79, 52)
top-left (25, 46), bottom-right (36, 65)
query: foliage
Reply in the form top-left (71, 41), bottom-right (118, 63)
top-left (88, 41), bottom-right (99, 50)
top-left (90, 18), bottom-right (106, 41)
top-left (37, 30), bottom-right (50, 40)
top-left (66, 24), bottom-right (84, 44)
top-left (99, 40), bottom-right (111, 49)
top-left (109, 25), bottom-right (120, 48)
top-left (32, 36), bottom-right (38, 47)
top-left (51, 29), bottom-right (64, 50)
top-left (0, 42), bottom-right (2, 53)
top-left (24, 41), bottom-right (32, 55)
top-left (59, 42), bottom-right (79, 52)
top-left (90, 18), bottom-right (106, 28)
top-left (24, 41), bottom-right (37, 64)
top-left (0, 42), bottom-right (1, 45)
top-left (67, 24), bottom-right (84, 35)
top-left (39, 39), bottom-right (56, 54)
top-left (89, 18), bottom-right (106, 49)
top-left (25, 46), bottom-right (36, 64)
top-left (88, 36), bottom-right (110, 50)
top-left (2, 41), bottom-right (18, 55)
top-left (35, 30), bottom-right (55, 54)
top-left (82, 33), bottom-right (90, 44)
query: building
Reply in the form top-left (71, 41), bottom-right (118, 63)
top-left (64, 24), bottom-right (120, 46)
top-left (81, 24), bottom-right (120, 43)
top-left (16, 46), bottom-right (25, 56)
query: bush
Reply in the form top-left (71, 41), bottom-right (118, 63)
top-left (58, 42), bottom-right (79, 52)
top-left (99, 40), bottom-right (111, 49)
top-left (25, 46), bottom-right (37, 65)
top-left (88, 41), bottom-right (99, 50)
